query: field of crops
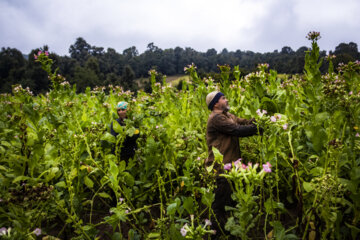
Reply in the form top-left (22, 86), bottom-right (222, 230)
top-left (0, 33), bottom-right (359, 239)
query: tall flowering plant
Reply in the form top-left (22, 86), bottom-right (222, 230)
top-left (221, 159), bottom-right (272, 239)
top-left (179, 215), bottom-right (216, 239)
top-left (34, 50), bottom-right (67, 90)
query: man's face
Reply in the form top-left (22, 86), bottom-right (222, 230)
top-left (117, 108), bottom-right (128, 119)
top-left (215, 96), bottom-right (230, 111)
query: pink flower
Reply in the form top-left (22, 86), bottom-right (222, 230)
top-left (256, 109), bottom-right (267, 117)
top-left (224, 163), bottom-right (232, 170)
top-left (197, 157), bottom-right (201, 160)
top-left (234, 158), bottom-right (242, 168)
top-left (37, 51), bottom-right (42, 56)
top-left (156, 125), bottom-right (159, 129)
top-left (34, 54), bottom-right (38, 59)
top-left (45, 51), bottom-right (49, 56)
top-left (33, 228), bottom-right (42, 236)
top-left (356, 133), bottom-right (359, 137)
top-left (276, 115), bottom-right (282, 120)
top-left (180, 224), bottom-right (188, 236)
top-left (270, 116), bottom-right (276, 122)
top-left (349, 91), bottom-right (353, 95)
top-left (0, 227), bottom-right (7, 236)
top-left (263, 162), bottom-right (272, 173)
top-left (205, 219), bottom-right (212, 227)
top-left (283, 124), bottom-right (288, 130)
top-left (119, 197), bottom-right (124, 203)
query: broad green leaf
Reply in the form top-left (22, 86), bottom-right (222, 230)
top-left (201, 191), bottom-right (215, 208)
top-left (167, 202), bottom-right (178, 216)
top-left (303, 181), bottom-right (314, 192)
top-left (118, 160), bottom-right (126, 173)
top-left (81, 109), bottom-right (88, 122)
top-left (112, 232), bottom-right (122, 240)
top-left (56, 181), bottom-right (66, 188)
top-left (273, 221), bottom-right (286, 239)
top-left (98, 192), bottom-right (112, 199)
top-left (212, 146), bottom-right (223, 164)
top-left (147, 233), bottom-right (161, 239)
top-left (84, 176), bottom-right (94, 188)
top-left (70, 168), bottom-right (78, 179)
top-left (1, 141), bottom-right (11, 148)
top-left (126, 126), bottom-right (136, 137)
top-left (0, 146), bottom-right (5, 154)
top-left (310, 167), bottom-right (323, 177)
top-left (12, 176), bottom-right (30, 183)
top-left (312, 128), bottom-right (327, 153)
top-left (315, 112), bottom-right (330, 123)
top-left (109, 160), bottom-right (119, 178)
top-left (26, 129), bottom-right (38, 146)
top-left (123, 172), bottom-right (134, 187)
top-left (264, 198), bottom-right (273, 213)
top-left (113, 120), bottom-right (123, 134)
top-left (45, 167), bottom-right (59, 182)
top-left (101, 132), bottom-right (116, 143)
top-left (165, 162), bottom-right (176, 172)
top-left (206, 164), bottom-right (214, 173)
top-left (183, 197), bottom-right (194, 214)
top-left (244, 107), bottom-right (251, 116)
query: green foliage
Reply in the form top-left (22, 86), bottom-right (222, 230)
top-left (1, 38), bottom-right (358, 95)
top-left (0, 32), bottom-right (359, 239)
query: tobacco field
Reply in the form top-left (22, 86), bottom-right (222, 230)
top-left (0, 33), bottom-right (359, 239)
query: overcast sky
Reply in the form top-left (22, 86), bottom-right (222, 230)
top-left (1, 0), bottom-right (359, 56)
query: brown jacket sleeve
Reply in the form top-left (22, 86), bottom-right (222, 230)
top-left (236, 117), bottom-right (255, 125)
top-left (212, 114), bottom-right (258, 137)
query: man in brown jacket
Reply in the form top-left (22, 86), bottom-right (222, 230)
top-left (206, 91), bottom-right (259, 170)
top-left (205, 90), bottom-right (260, 238)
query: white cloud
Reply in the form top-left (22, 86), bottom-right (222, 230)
top-left (0, 0), bottom-right (359, 55)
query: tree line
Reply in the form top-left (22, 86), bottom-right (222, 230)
top-left (1, 37), bottom-right (359, 94)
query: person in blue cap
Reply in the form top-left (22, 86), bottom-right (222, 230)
top-left (110, 101), bottom-right (139, 161)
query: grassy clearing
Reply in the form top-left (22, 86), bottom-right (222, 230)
top-left (135, 75), bottom-right (189, 89)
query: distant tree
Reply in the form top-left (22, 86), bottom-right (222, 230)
top-left (23, 48), bottom-right (50, 93)
top-left (123, 46), bottom-right (139, 59)
top-left (330, 42), bottom-right (360, 69)
top-left (101, 48), bottom-right (125, 75)
top-left (91, 46), bottom-right (105, 56)
top-left (104, 72), bottom-right (122, 86)
top-left (121, 65), bottom-right (137, 91)
top-left (146, 42), bottom-right (160, 53)
top-left (69, 37), bottom-right (92, 64)
top-left (0, 47), bottom-right (26, 92)
top-left (85, 56), bottom-right (100, 75)
top-left (160, 49), bottom-right (176, 75)
top-left (174, 47), bottom-right (184, 73)
top-left (281, 46), bottom-right (294, 54)
top-left (72, 65), bottom-right (99, 92)
top-left (57, 56), bottom-right (78, 80)
top-left (206, 48), bottom-right (217, 57)
top-left (2, 37), bottom-right (359, 94)
top-left (333, 42), bottom-right (358, 57)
